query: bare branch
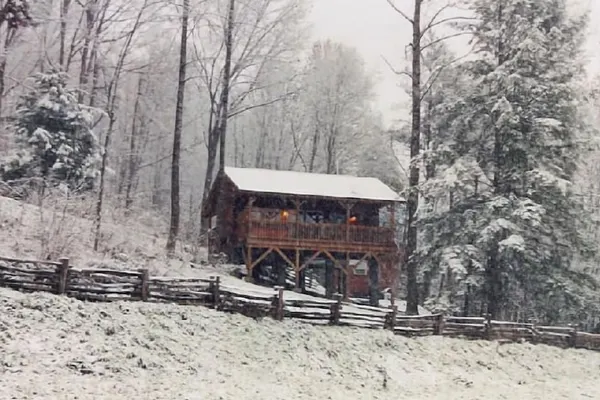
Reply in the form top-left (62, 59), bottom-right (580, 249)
top-left (420, 3), bottom-right (452, 38)
top-left (420, 50), bottom-right (472, 102)
top-left (381, 55), bottom-right (413, 80)
top-left (423, 16), bottom-right (477, 36)
top-left (228, 92), bottom-right (295, 119)
top-left (421, 31), bottom-right (471, 51)
top-left (386, 0), bottom-right (413, 24)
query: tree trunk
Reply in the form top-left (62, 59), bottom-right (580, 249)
top-left (125, 73), bottom-right (146, 210)
top-left (201, 124), bottom-right (220, 230)
top-left (0, 45), bottom-right (6, 152)
top-left (78, 2), bottom-right (97, 103)
top-left (308, 125), bottom-right (320, 172)
top-left (486, 2), bottom-right (506, 320)
top-left (218, 0), bottom-right (235, 172)
top-left (0, 28), bottom-right (15, 152)
top-left (59, 0), bottom-right (71, 68)
top-left (166, 0), bottom-right (189, 254)
top-left (201, 0), bottom-right (235, 232)
top-left (93, 112), bottom-right (115, 251)
top-left (405, 0), bottom-right (422, 315)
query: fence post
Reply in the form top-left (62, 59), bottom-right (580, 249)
top-left (277, 287), bottom-right (284, 321)
top-left (139, 269), bottom-right (149, 301)
top-left (529, 318), bottom-right (539, 343)
top-left (568, 324), bottom-right (578, 348)
top-left (271, 286), bottom-right (285, 321)
top-left (386, 305), bottom-right (397, 331)
top-left (484, 313), bottom-right (492, 340)
top-left (330, 293), bottom-right (342, 325)
top-left (434, 313), bottom-right (445, 335)
top-left (210, 276), bottom-right (221, 308)
top-left (57, 258), bottom-right (70, 295)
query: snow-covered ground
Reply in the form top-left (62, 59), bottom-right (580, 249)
top-left (2, 288), bottom-right (600, 400)
top-left (2, 195), bottom-right (600, 398)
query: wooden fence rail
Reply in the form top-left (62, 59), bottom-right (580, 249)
top-left (1, 256), bottom-right (600, 351)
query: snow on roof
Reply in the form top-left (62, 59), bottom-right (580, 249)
top-left (224, 167), bottom-right (403, 202)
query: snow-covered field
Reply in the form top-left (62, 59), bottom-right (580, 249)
top-left (1, 287), bottom-right (600, 400)
top-left (2, 195), bottom-right (600, 399)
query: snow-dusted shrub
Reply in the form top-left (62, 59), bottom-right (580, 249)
top-left (1, 72), bottom-right (102, 191)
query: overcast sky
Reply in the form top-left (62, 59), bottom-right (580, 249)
top-left (309, 0), bottom-right (600, 128)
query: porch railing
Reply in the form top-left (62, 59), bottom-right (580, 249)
top-left (244, 220), bottom-right (395, 246)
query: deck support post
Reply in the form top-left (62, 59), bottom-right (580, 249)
top-left (325, 260), bottom-right (333, 299)
top-left (343, 252), bottom-right (350, 301)
top-left (274, 247), bottom-right (295, 287)
top-left (368, 256), bottom-right (380, 307)
top-left (246, 247), bottom-right (275, 283)
top-left (294, 249), bottom-right (301, 292)
top-left (322, 250), bottom-right (349, 299)
top-left (245, 245), bottom-right (253, 282)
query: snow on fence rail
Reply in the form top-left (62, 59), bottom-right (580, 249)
top-left (2, 255), bottom-right (600, 351)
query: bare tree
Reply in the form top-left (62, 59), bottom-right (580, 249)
top-left (93, 0), bottom-right (151, 251)
top-left (0, 0), bottom-right (33, 147)
top-left (217, 0), bottom-right (234, 173)
top-left (386, 0), bottom-right (473, 314)
top-left (59, 0), bottom-right (72, 68)
top-left (166, 0), bottom-right (190, 253)
top-left (78, 0), bottom-right (100, 103)
top-left (195, 0), bottom-right (308, 229)
top-left (302, 41), bottom-right (373, 174)
top-left (123, 72), bottom-right (147, 210)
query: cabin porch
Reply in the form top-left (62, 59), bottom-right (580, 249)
top-left (233, 196), bottom-right (399, 254)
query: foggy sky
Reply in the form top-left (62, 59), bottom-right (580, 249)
top-left (310, 0), bottom-right (599, 128)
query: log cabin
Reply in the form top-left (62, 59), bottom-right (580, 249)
top-left (202, 167), bottom-right (405, 305)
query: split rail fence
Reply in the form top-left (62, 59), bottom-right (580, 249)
top-left (1, 256), bottom-right (600, 351)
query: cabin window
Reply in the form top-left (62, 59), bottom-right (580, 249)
top-left (302, 210), bottom-right (324, 223)
top-left (353, 261), bottom-right (368, 276)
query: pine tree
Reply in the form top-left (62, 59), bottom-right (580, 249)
top-left (1, 72), bottom-right (101, 191)
top-left (420, 0), bottom-right (597, 321)
top-left (415, 41), bottom-right (478, 314)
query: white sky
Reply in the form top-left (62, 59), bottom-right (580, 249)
top-left (310, 0), bottom-right (600, 128)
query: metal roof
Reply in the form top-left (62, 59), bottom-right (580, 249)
top-left (223, 167), bottom-right (403, 202)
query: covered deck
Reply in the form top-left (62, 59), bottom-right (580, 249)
top-left (238, 211), bottom-right (397, 254)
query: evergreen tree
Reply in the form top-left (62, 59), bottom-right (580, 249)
top-left (1, 72), bottom-right (101, 191)
top-left (420, 0), bottom-right (597, 321)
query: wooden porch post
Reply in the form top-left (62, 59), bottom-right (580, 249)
top-left (294, 249), bottom-right (301, 292)
top-left (294, 197), bottom-right (300, 240)
top-left (345, 203), bottom-right (350, 242)
top-left (390, 255), bottom-right (398, 308)
top-left (247, 196), bottom-right (255, 233)
top-left (245, 245), bottom-right (253, 282)
top-left (343, 252), bottom-right (350, 300)
top-left (244, 196), bottom-right (255, 282)
top-left (368, 256), bottom-right (379, 307)
top-left (389, 203), bottom-right (398, 307)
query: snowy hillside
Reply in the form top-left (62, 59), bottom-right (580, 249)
top-left (0, 194), bottom-right (208, 276)
top-left (2, 288), bottom-right (600, 400)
